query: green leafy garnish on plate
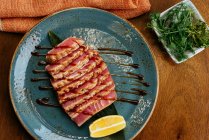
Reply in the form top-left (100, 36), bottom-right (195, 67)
top-left (48, 31), bottom-right (62, 47)
top-left (148, 3), bottom-right (209, 61)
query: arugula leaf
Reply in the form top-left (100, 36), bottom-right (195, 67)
top-left (148, 3), bottom-right (209, 61)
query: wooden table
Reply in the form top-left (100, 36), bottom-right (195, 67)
top-left (0, 0), bottom-right (208, 139)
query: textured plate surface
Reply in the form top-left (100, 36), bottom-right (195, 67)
top-left (9, 8), bottom-right (158, 140)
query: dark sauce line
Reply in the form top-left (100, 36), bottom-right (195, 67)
top-left (131, 88), bottom-right (148, 95)
top-left (36, 98), bottom-right (60, 107)
top-left (33, 69), bottom-right (47, 74)
top-left (31, 77), bottom-right (49, 82)
top-left (124, 73), bottom-right (150, 87)
top-left (31, 51), bottom-right (46, 56)
top-left (107, 62), bottom-right (139, 68)
top-left (35, 45), bottom-right (52, 50)
top-left (98, 48), bottom-right (133, 56)
top-left (39, 86), bottom-right (53, 90)
top-left (126, 72), bottom-right (144, 80)
top-left (99, 51), bottom-right (132, 56)
top-left (117, 98), bottom-right (138, 105)
top-left (135, 80), bottom-right (150, 87)
top-left (116, 90), bottom-right (146, 96)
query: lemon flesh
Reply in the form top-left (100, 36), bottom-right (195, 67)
top-left (89, 115), bottom-right (126, 138)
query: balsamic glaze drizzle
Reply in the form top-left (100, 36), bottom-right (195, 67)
top-left (35, 45), bottom-right (52, 50)
top-left (31, 51), bottom-right (45, 56)
top-left (131, 88), bottom-right (148, 95)
top-left (107, 62), bottom-right (139, 68)
top-left (116, 98), bottom-right (139, 105)
top-left (39, 86), bottom-right (53, 90)
top-left (137, 81), bottom-right (150, 87)
top-left (33, 69), bottom-right (47, 73)
top-left (36, 98), bottom-right (60, 107)
top-left (97, 48), bottom-right (133, 56)
top-left (126, 72), bottom-right (144, 80)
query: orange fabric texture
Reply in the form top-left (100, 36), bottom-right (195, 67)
top-left (0, 0), bottom-right (151, 32)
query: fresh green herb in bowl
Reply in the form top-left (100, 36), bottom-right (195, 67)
top-left (148, 0), bottom-right (209, 63)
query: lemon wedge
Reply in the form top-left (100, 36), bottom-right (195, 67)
top-left (89, 115), bottom-right (126, 138)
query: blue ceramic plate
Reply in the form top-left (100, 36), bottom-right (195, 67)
top-left (9, 8), bottom-right (158, 140)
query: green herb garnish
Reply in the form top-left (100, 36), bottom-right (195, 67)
top-left (48, 31), bottom-right (62, 47)
top-left (148, 3), bottom-right (209, 61)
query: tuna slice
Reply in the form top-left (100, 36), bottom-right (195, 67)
top-left (45, 37), bottom-right (117, 126)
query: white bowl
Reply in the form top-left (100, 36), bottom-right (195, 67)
top-left (153, 0), bottom-right (208, 64)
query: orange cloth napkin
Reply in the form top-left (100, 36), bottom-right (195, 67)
top-left (0, 0), bottom-right (151, 33)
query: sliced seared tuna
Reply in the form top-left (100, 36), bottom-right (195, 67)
top-left (46, 37), bottom-right (117, 126)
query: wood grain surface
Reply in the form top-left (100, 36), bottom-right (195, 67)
top-left (0, 0), bottom-right (208, 140)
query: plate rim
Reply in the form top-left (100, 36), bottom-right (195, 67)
top-left (9, 7), bottom-right (159, 140)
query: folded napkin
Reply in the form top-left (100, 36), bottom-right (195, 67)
top-left (0, 0), bottom-right (151, 33)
